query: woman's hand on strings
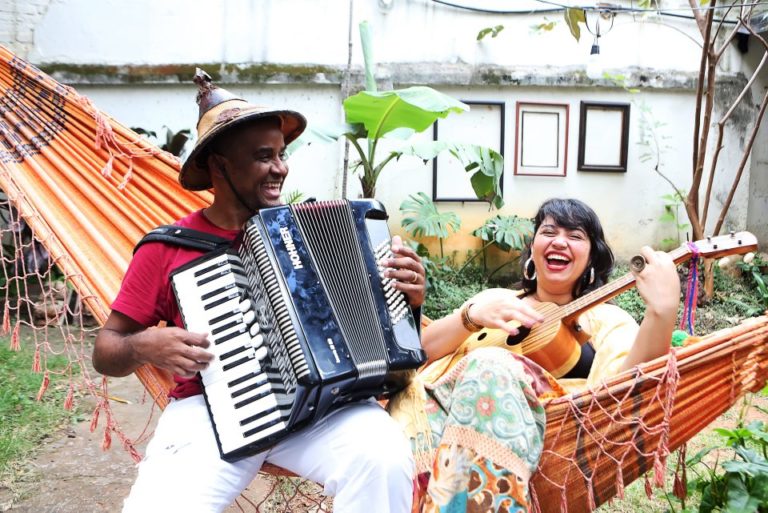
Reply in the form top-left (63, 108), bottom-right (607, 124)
top-left (465, 288), bottom-right (545, 335)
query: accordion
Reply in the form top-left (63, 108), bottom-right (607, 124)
top-left (170, 199), bottom-right (425, 462)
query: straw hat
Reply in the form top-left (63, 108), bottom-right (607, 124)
top-left (179, 69), bottom-right (307, 191)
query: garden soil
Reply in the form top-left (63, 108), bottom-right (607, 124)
top-left (0, 372), bottom-right (275, 513)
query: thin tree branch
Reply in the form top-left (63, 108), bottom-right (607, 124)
top-left (712, 18), bottom-right (768, 235)
top-left (702, 48), bottom-right (767, 227)
top-left (689, 5), bottom-right (716, 223)
top-left (701, 135), bottom-right (723, 231)
top-left (641, 18), bottom-right (703, 48)
top-left (713, 86), bottom-right (768, 235)
top-left (711, 0), bottom-right (738, 45)
top-left (687, 0), bottom-right (710, 36)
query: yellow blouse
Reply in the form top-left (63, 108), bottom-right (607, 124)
top-left (419, 299), bottom-right (640, 393)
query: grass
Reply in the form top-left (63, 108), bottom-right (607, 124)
top-left (0, 330), bottom-right (82, 479)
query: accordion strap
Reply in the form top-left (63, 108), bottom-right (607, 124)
top-left (133, 225), bottom-right (230, 254)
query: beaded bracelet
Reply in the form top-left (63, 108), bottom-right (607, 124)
top-left (460, 302), bottom-right (483, 332)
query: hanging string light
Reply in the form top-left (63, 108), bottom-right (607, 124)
top-left (584, 7), bottom-right (615, 80)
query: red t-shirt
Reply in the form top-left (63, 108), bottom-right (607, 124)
top-left (111, 209), bottom-right (240, 399)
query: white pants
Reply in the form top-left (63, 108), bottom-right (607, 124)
top-left (122, 396), bottom-right (414, 513)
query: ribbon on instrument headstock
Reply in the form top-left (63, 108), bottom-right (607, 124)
top-left (680, 241), bottom-right (701, 335)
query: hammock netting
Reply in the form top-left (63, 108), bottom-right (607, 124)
top-left (0, 45), bottom-right (766, 512)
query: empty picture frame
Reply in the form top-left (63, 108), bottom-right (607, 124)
top-left (577, 101), bottom-right (630, 172)
top-left (514, 102), bottom-right (569, 177)
top-left (432, 101), bottom-right (504, 202)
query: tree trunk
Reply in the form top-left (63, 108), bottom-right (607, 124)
top-left (703, 258), bottom-right (715, 301)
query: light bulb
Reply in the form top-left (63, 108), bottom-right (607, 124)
top-left (585, 44), bottom-right (603, 80)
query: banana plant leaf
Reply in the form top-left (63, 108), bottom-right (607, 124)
top-left (343, 87), bottom-right (467, 139)
top-left (396, 140), bottom-right (504, 208)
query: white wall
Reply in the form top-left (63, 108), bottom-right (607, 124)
top-left (25, 0), bottom-right (705, 72)
top-left (79, 83), bottom-right (345, 201)
top-left (1, 0), bottom-right (763, 259)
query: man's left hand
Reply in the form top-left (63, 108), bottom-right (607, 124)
top-left (384, 235), bottom-right (426, 308)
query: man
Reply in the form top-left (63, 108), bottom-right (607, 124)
top-left (93, 69), bottom-right (426, 512)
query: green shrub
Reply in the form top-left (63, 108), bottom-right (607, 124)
top-left (422, 257), bottom-right (486, 319)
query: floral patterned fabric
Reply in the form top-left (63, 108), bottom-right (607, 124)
top-left (408, 347), bottom-right (563, 513)
top-left (388, 301), bottom-right (640, 512)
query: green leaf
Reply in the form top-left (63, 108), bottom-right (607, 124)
top-left (477, 25), bottom-right (504, 41)
top-left (449, 144), bottom-right (504, 207)
top-left (395, 141), bottom-right (504, 207)
top-left (281, 189), bottom-right (305, 205)
top-left (359, 21), bottom-right (377, 92)
top-left (659, 211), bottom-right (676, 223)
top-left (687, 445), bottom-right (719, 466)
top-left (723, 473), bottom-right (762, 513)
top-left (343, 87), bottom-right (468, 140)
top-left (531, 20), bottom-right (557, 33)
top-left (285, 122), bottom-right (353, 156)
top-left (564, 8), bottom-right (586, 42)
top-left (472, 215), bottom-right (533, 252)
top-left (399, 192), bottom-right (461, 240)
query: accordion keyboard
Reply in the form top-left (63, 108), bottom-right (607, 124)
top-left (172, 252), bottom-right (294, 455)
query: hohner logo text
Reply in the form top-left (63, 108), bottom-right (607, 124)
top-left (326, 337), bottom-right (341, 363)
top-left (280, 227), bottom-right (304, 270)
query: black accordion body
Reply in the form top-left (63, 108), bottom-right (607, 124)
top-left (170, 199), bottom-right (425, 461)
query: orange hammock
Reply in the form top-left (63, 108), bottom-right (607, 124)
top-left (0, 45), bottom-right (766, 512)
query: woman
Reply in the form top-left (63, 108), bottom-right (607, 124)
top-left (388, 198), bottom-right (680, 513)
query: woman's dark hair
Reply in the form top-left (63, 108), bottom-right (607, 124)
top-left (521, 198), bottom-right (614, 298)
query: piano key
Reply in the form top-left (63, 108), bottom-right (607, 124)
top-left (192, 253), bottom-right (240, 278)
top-left (201, 358), bottom-right (261, 388)
top-left (210, 317), bottom-right (243, 336)
top-left (241, 415), bottom-right (289, 442)
top-left (242, 309), bottom-right (255, 326)
top-left (204, 291), bottom-right (242, 311)
top-left (212, 325), bottom-right (249, 345)
top-left (209, 404), bottom-right (285, 453)
top-left (219, 344), bottom-right (251, 362)
top-left (222, 352), bottom-right (257, 372)
top-left (254, 346), bottom-right (269, 361)
top-left (226, 369), bottom-right (266, 389)
top-left (230, 373), bottom-right (269, 399)
top-left (222, 412), bottom-right (287, 454)
top-left (209, 309), bottom-right (243, 328)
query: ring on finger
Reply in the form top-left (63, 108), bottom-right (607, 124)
top-left (408, 270), bottom-right (418, 284)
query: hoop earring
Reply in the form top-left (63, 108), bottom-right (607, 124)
top-left (523, 257), bottom-right (537, 281)
top-left (588, 267), bottom-right (595, 285)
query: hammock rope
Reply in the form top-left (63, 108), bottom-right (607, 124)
top-left (0, 45), bottom-right (766, 512)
